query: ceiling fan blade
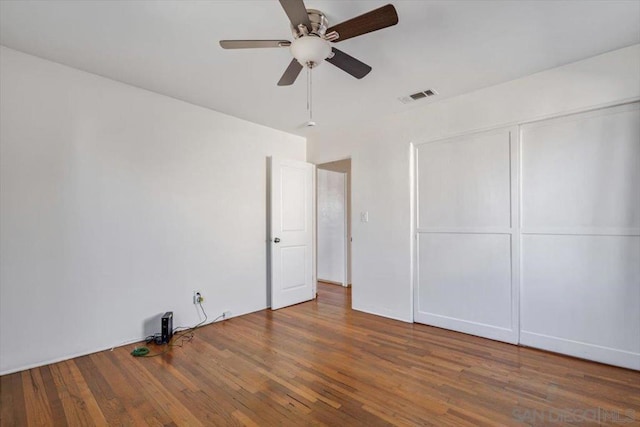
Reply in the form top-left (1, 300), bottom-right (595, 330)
top-left (219, 40), bottom-right (291, 49)
top-left (278, 59), bottom-right (303, 86)
top-left (327, 4), bottom-right (398, 43)
top-left (278, 0), bottom-right (311, 30)
top-left (325, 48), bottom-right (371, 79)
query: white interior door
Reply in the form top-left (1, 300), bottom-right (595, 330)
top-left (269, 157), bottom-right (315, 310)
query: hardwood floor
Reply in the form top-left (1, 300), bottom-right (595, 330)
top-left (2, 283), bottom-right (639, 426)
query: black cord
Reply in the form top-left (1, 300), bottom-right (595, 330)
top-left (170, 304), bottom-right (224, 346)
top-left (173, 301), bottom-right (211, 333)
top-left (145, 334), bottom-right (161, 344)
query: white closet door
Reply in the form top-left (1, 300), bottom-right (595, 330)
top-left (414, 127), bottom-right (519, 344)
top-left (519, 102), bottom-right (640, 370)
top-left (414, 103), bottom-right (639, 370)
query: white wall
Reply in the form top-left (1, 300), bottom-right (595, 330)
top-left (307, 44), bottom-right (640, 323)
top-left (0, 47), bottom-right (305, 374)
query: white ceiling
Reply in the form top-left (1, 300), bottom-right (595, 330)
top-left (1, 1), bottom-right (639, 136)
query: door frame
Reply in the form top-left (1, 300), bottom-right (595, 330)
top-left (316, 158), bottom-right (352, 288)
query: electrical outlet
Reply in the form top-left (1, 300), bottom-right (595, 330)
top-left (223, 310), bottom-right (232, 319)
top-left (193, 290), bottom-right (203, 305)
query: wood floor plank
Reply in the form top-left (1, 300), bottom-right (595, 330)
top-left (109, 349), bottom-right (204, 426)
top-left (231, 409), bottom-right (260, 427)
top-left (93, 351), bottom-right (168, 426)
top-left (38, 366), bottom-right (67, 426)
top-left (2, 283), bottom-right (639, 426)
top-left (21, 368), bottom-right (54, 426)
top-left (48, 362), bottom-right (97, 427)
top-left (62, 359), bottom-right (108, 425)
top-left (0, 373), bottom-right (28, 427)
top-left (73, 355), bottom-right (134, 426)
top-left (164, 341), bottom-right (289, 425)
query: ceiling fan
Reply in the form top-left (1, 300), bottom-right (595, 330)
top-left (219, 0), bottom-right (399, 86)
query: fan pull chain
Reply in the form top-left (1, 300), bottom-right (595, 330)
top-left (306, 66), bottom-right (313, 122)
top-left (305, 64), bottom-right (316, 126)
top-left (305, 67), bottom-right (309, 111)
top-left (309, 66), bottom-right (313, 122)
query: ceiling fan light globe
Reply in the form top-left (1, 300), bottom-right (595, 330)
top-left (290, 36), bottom-right (331, 67)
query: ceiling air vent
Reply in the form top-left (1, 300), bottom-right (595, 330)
top-left (399, 89), bottom-right (438, 104)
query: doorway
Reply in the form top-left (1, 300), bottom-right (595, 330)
top-left (316, 159), bottom-right (352, 287)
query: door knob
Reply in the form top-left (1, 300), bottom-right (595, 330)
top-left (274, 237), bottom-right (281, 243)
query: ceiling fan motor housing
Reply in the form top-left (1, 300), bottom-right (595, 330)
top-left (292, 9), bottom-right (328, 38)
top-left (289, 9), bottom-right (332, 68)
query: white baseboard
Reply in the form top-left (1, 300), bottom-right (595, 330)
top-left (414, 311), bottom-right (518, 344)
top-left (520, 331), bottom-right (640, 371)
top-left (352, 303), bottom-right (413, 323)
top-left (0, 338), bottom-right (142, 376)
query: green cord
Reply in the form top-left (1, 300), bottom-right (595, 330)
top-left (131, 347), bottom-right (150, 357)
